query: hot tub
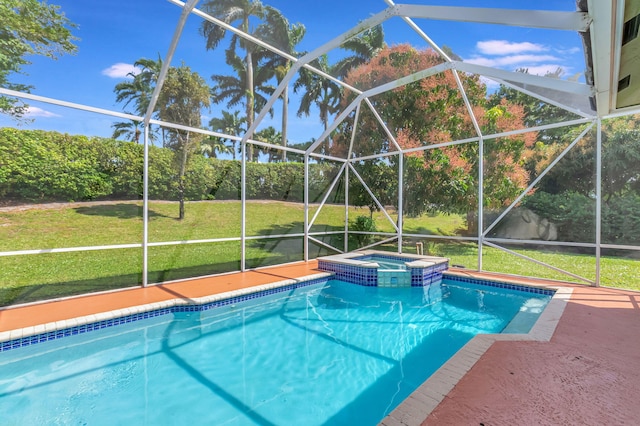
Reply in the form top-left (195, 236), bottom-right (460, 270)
top-left (317, 250), bottom-right (449, 287)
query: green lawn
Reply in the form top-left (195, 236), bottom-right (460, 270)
top-left (0, 200), bottom-right (638, 306)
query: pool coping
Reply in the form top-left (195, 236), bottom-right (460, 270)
top-left (378, 272), bottom-right (572, 426)
top-left (0, 272), bottom-right (332, 346)
top-left (318, 249), bottom-right (449, 288)
top-left (318, 249), bottom-right (449, 269)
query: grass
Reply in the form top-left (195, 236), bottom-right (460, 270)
top-left (401, 241), bottom-right (639, 289)
top-left (0, 200), bottom-right (638, 306)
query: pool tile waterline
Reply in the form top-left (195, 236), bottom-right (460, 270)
top-left (0, 276), bottom-right (330, 352)
top-left (317, 250), bottom-right (450, 287)
top-left (0, 271), bottom-right (554, 353)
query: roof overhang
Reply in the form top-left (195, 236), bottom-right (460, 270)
top-left (584, 0), bottom-right (640, 116)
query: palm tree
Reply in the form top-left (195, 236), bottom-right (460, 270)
top-left (211, 38), bottom-right (275, 160)
top-left (294, 54), bottom-right (342, 132)
top-left (254, 126), bottom-right (282, 162)
top-left (200, 0), bottom-right (279, 141)
top-left (114, 56), bottom-right (162, 113)
top-left (113, 55), bottom-right (163, 144)
top-left (292, 26), bottom-right (384, 142)
top-left (333, 24), bottom-right (385, 79)
top-left (111, 118), bottom-right (142, 143)
top-left (208, 110), bottom-right (246, 160)
top-left (201, 136), bottom-right (232, 158)
top-left (256, 9), bottom-right (306, 160)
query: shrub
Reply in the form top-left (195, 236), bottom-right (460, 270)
top-left (0, 129), bottom-right (346, 205)
top-left (523, 191), bottom-right (640, 245)
top-left (0, 129), bottom-right (112, 201)
top-left (350, 215), bottom-right (377, 246)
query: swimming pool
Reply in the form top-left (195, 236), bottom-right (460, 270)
top-left (0, 277), bottom-right (552, 425)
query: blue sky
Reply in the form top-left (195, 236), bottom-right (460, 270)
top-left (0, 0), bottom-right (585, 147)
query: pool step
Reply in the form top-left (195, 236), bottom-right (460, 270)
top-left (378, 270), bottom-right (411, 287)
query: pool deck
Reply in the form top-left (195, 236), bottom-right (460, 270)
top-left (1, 261), bottom-right (639, 424)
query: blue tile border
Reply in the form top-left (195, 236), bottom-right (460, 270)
top-left (319, 255), bottom-right (449, 287)
top-left (318, 260), bottom-right (378, 286)
top-left (354, 254), bottom-right (416, 263)
top-left (0, 277), bottom-right (329, 353)
top-left (444, 273), bottom-right (556, 296)
top-left (1, 271), bottom-right (555, 353)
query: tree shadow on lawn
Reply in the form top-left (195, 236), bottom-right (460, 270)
top-left (74, 203), bottom-right (171, 219)
top-left (246, 222), bottom-right (344, 268)
top-left (402, 226), bottom-right (435, 235)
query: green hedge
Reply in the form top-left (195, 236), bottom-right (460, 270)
top-left (0, 129), bottom-right (112, 201)
top-left (0, 128), bottom-right (341, 203)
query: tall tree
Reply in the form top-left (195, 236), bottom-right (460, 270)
top-left (254, 126), bottom-right (282, 162)
top-left (112, 55), bottom-right (163, 144)
top-left (293, 54), bottom-right (341, 132)
top-left (208, 110), bottom-right (246, 160)
top-left (256, 9), bottom-right (306, 160)
top-left (157, 64), bottom-right (210, 219)
top-left (113, 57), bottom-right (162, 115)
top-left (211, 37), bottom-right (275, 160)
top-left (200, 0), bottom-right (279, 142)
top-left (533, 115), bottom-right (640, 199)
top-left (338, 44), bottom-right (537, 223)
top-left (487, 68), bottom-right (585, 189)
top-left (0, 0), bottom-right (77, 118)
top-left (333, 24), bottom-right (385, 79)
top-left (111, 119), bottom-right (142, 143)
top-left (200, 135), bottom-right (232, 159)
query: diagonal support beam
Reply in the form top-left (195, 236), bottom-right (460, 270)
top-left (168, 0), bottom-right (362, 96)
top-left (144, 0), bottom-right (199, 125)
top-left (364, 98), bottom-right (402, 152)
top-left (361, 62), bottom-right (452, 98)
top-left (484, 241), bottom-right (594, 284)
top-left (307, 95), bottom-right (363, 154)
top-left (348, 163), bottom-right (399, 232)
top-left (245, 9), bottom-right (395, 146)
top-left (454, 62), bottom-right (594, 97)
top-left (308, 163), bottom-right (347, 229)
top-left (347, 102), bottom-right (362, 160)
top-left (308, 236), bottom-right (344, 254)
top-left (483, 121), bottom-right (595, 237)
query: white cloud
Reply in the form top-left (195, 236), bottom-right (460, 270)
top-left (466, 54), bottom-right (560, 67)
top-left (464, 56), bottom-right (498, 67)
top-left (24, 106), bottom-right (61, 118)
top-left (101, 63), bottom-right (140, 78)
top-left (465, 39), bottom-right (575, 78)
top-left (477, 40), bottom-right (546, 56)
top-left (555, 46), bottom-right (581, 55)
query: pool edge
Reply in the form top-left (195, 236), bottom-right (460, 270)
top-left (0, 272), bottom-right (333, 346)
top-left (0, 267), bottom-right (574, 426)
top-left (378, 282), bottom-right (573, 426)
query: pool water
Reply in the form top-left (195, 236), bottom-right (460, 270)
top-left (357, 255), bottom-right (408, 270)
top-left (0, 278), bottom-right (551, 425)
